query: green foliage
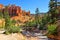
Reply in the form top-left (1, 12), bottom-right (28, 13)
top-left (25, 14), bottom-right (48, 30)
top-left (55, 9), bottom-right (59, 14)
top-left (49, 0), bottom-right (55, 8)
top-left (35, 8), bottom-right (40, 15)
top-left (5, 30), bottom-right (10, 35)
top-left (0, 10), bottom-right (3, 19)
top-left (3, 8), bottom-right (21, 34)
top-left (35, 8), bottom-right (40, 24)
top-left (39, 14), bottom-right (48, 30)
top-left (47, 24), bottom-right (57, 35)
top-left (25, 21), bottom-right (36, 27)
top-left (48, 0), bottom-right (58, 21)
top-left (4, 19), bottom-right (21, 34)
top-left (25, 8), bottom-right (40, 27)
top-left (6, 26), bottom-right (20, 33)
top-left (5, 24), bottom-right (20, 34)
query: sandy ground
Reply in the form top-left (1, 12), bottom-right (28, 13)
top-left (0, 33), bottom-right (38, 40)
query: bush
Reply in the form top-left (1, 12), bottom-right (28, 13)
top-left (39, 15), bottom-right (48, 30)
top-left (4, 25), bottom-right (20, 34)
top-left (4, 19), bottom-right (21, 34)
top-left (23, 20), bottom-right (37, 31)
top-left (25, 21), bottom-right (36, 27)
top-left (3, 10), bottom-right (21, 34)
top-left (8, 26), bottom-right (20, 33)
top-left (47, 24), bottom-right (57, 35)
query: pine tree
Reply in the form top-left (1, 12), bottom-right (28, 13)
top-left (35, 8), bottom-right (40, 24)
top-left (48, 0), bottom-right (57, 23)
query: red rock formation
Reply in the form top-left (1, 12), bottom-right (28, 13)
top-left (8, 5), bottom-right (18, 17)
top-left (0, 4), bottom-right (31, 23)
top-left (8, 5), bottom-right (31, 22)
top-left (8, 5), bottom-right (30, 17)
top-left (0, 4), bottom-right (4, 9)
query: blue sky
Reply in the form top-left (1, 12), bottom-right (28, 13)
top-left (0, 0), bottom-right (50, 13)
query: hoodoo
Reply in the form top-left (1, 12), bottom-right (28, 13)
top-left (0, 4), bottom-right (31, 23)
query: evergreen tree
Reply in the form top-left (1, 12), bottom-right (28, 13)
top-left (35, 8), bottom-right (40, 25)
top-left (49, 0), bottom-right (56, 18)
top-left (35, 8), bottom-right (40, 18)
top-left (48, 0), bottom-right (57, 23)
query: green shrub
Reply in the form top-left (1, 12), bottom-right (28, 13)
top-left (8, 26), bottom-right (20, 33)
top-left (3, 9), bottom-right (21, 34)
top-left (39, 16), bottom-right (48, 30)
top-left (47, 24), bottom-right (57, 35)
top-left (4, 25), bottom-right (20, 34)
top-left (5, 30), bottom-right (10, 35)
top-left (25, 21), bottom-right (36, 27)
top-left (24, 21), bottom-right (37, 31)
top-left (4, 19), bottom-right (21, 34)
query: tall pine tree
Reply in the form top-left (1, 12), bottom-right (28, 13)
top-left (35, 8), bottom-right (40, 25)
top-left (49, 0), bottom-right (57, 23)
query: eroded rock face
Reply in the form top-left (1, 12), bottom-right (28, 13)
top-left (0, 4), bottom-right (30, 16)
top-left (0, 33), bottom-right (38, 40)
top-left (0, 4), bottom-right (4, 9)
top-left (0, 4), bottom-right (31, 23)
top-left (7, 5), bottom-right (30, 17)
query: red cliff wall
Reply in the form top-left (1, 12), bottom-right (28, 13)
top-left (8, 5), bottom-right (30, 17)
top-left (0, 4), bottom-right (31, 23)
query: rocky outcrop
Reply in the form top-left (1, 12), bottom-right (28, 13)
top-left (0, 4), bottom-right (4, 9)
top-left (8, 5), bottom-right (30, 17)
top-left (0, 33), bottom-right (38, 40)
top-left (0, 4), bottom-right (31, 23)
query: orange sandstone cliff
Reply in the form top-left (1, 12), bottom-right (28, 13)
top-left (0, 4), bottom-right (31, 23)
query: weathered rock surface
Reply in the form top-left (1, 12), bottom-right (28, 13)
top-left (0, 4), bottom-right (31, 23)
top-left (0, 33), bottom-right (38, 40)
